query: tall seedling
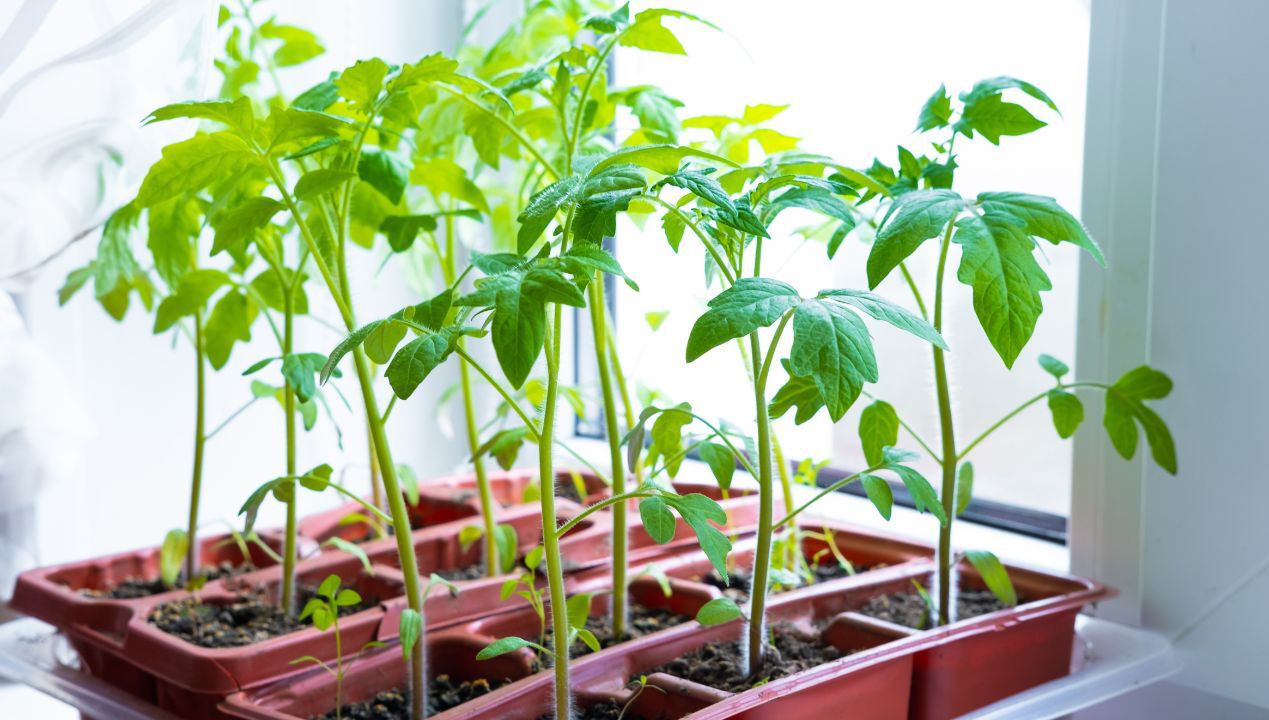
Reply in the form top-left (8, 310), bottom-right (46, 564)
top-left (850, 79), bottom-right (1177, 624)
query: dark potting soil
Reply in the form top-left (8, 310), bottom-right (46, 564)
top-left (435, 562), bottom-right (487, 582)
top-left (859, 589), bottom-right (1018, 630)
top-left (149, 585), bottom-right (377, 648)
top-left (536, 699), bottom-right (635, 720)
top-left (576, 603), bottom-right (686, 654)
top-left (699, 560), bottom-right (872, 603)
top-left (80, 561), bottom-right (251, 600)
top-left (312, 673), bottom-right (515, 719)
top-left (647, 621), bottom-right (843, 693)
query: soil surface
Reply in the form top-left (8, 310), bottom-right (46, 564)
top-left (80, 562), bottom-right (249, 600)
top-left (536, 699), bottom-right (632, 720)
top-left (859, 589), bottom-right (1017, 630)
top-left (313, 673), bottom-right (515, 719)
top-left (150, 585), bottom-right (376, 648)
top-left (435, 562), bottom-right (486, 582)
top-left (575, 603), bottom-right (687, 655)
top-left (647, 621), bottom-right (843, 692)
top-left (698, 559), bottom-right (872, 603)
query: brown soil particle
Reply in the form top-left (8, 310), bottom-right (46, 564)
top-left (859, 589), bottom-right (1017, 630)
top-left (647, 621), bottom-right (843, 693)
top-left (81, 562), bottom-right (249, 600)
top-left (150, 585), bottom-right (375, 648)
top-left (313, 674), bottom-right (515, 719)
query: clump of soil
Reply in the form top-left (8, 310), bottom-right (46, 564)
top-left (647, 621), bottom-right (844, 693)
top-left (313, 673), bottom-right (515, 719)
top-left (555, 478), bottom-right (586, 503)
top-left (80, 561), bottom-right (251, 600)
top-left (574, 604), bottom-right (687, 655)
top-left (859, 589), bottom-right (1019, 630)
top-left (435, 563), bottom-right (486, 582)
top-left (150, 584), bottom-right (376, 648)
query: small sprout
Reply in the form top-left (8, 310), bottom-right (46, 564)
top-left (695, 597), bottom-right (745, 627)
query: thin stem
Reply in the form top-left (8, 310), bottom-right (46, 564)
top-left (745, 331), bottom-right (774, 677)
top-left (568, 36), bottom-right (618, 158)
top-left (436, 84), bottom-right (561, 180)
top-left (775, 465), bottom-right (883, 528)
top-left (636, 194), bottom-right (736, 285)
top-left (555, 490), bottom-right (655, 538)
top-left (956, 381), bottom-right (1110, 461)
top-left (932, 219), bottom-right (958, 627)
top-left (185, 313), bottom-right (208, 583)
top-left (860, 389), bottom-right (941, 464)
top-left (540, 296), bottom-right (571, 720)
top-left (204, 397), bottom-right (259, 441)
top-left (588, 273), bottom-right (629, 637)
top-left (757, 311), bottom-right (792, 391)
top-left (898, 262), bottom-right (929, 320)
top-left (454, 346), bottom-right (542, 438)
top-left (281, 293), bottom-right (298, 616)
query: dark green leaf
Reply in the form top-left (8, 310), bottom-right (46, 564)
top-left (953, 211), bottom-right (1053, 367)
top-left (380, 214), bottom-right (439, 252)
top-left (1103, 366), bottom-right (1177, 474)
top-left (516, 175), bottom-right (581, 254)
top-left (867, 189), bottom-right (963, 288)
top-left (686, 278), bottom-right (800, 362)
top-left (321, 321), bottom-right (380, 384)
top-left (357, 149), bottom-right (409, 204)
top-left (386, 327), bottom-right (460, 399)
top-left (789, 299), bottom-right (876, 421)
top-left (769, 363), bottom-right (825, 425)
top-left (977, 192), bottom-right (1104, 266)
top-left (915, 84), bottom-right (952, 132)
top-left (211, 197), bottom-right (284, 256)
top-left (890, 464), bottom-right (947, 525)
top-left (476, 636), bottom-right (534, 660)
top-left (818, 289), bottom-right (947, 350)
top-left (282, 353), bottom-right (327, 402)
top-left (292, 76), bottom-right (339, 111)
top-left (963, 76), bottom-right (1059, 112)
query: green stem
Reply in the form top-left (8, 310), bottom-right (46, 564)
top-left (556, 490), bottom-right (655, 538)
top-left (637, 194), bottom-right (736, 285)
top-left (281, 294), bottom-right (298, 616)
top-left (746, 331), bottom-right (774, 677)
top-left (185, 313), bottom-right (207, 584)
top-left (957, 381), bottom-right (1109, 462)
top-left (588, 273), bottom-right (628, 638)
top-left (446, 213), bottom-right (500, 578)
top-left (932, 220), bottom-right (957, 627)
top-left (266, 155), bottom-right (426, 720)
top-left (899, 262), bottom-right (929, 320)
top-left (568, 36), bottom-right (618, 159)
top-left (541, 299), bottom-right (571, 720)
top-left (776, 464), bottom-right (883, 528)
top-left (436, 84), bottom-right (561, 180)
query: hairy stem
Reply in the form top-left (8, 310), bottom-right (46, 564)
top-left (932, 220), bottom-right (957, 627)
top-left (281, 294), bottom-right (298, 616)
top-left (541, 299), bottom-right (571, 720)
top-left (589, 273), bottom-right (628, 637)
top-left (185, 313), bottom-right (207, 583)
top-left (746, 331), bottom-right (774, 677)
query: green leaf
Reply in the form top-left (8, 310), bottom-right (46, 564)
top-left (399, 609), bottom-right (422, 662)
top-left (666, 493), bottom-right (732, 581)
top-left (964, 549), bottom-right (1018, 607)
top-left (956, 462), bottom-right (974, 516)
top-left (154, 269), bottom-right (230, 333)
top-left (575, 628), bottom-right (601, 653)
top-left (1103, 366), bottom-right (1177, 474)
top-left (915, 84), bottom-right (952, 132)
top-left (890, 464), bottom-right (947, 526)
top-left (335, 58), bottom-right (388, 109)
top-left (789, 299), bottom-right (876, 421)
top-left (977, 192), bottom-right (1104, 266)
top-left (958, 92), bottom-right (1046, 144)
top-left (860, 474), bottom-right (893, 521)
top-left (1047, 389), bottom-right (1084, 439)
top-left (282, 353), bottom-right (327, 403)
top-left (266, 108), bottom-right (351, 149)
top-left (357, 149), bottom-right (409, 204)
top-left (686, 278), bottom-right (801, 362)
top-left (697, 442), bottom-right (735, 491)
top-left (866, 189), bottom-right (963, 288)
top-left (695, 597), bottom-right (743, 626)
top-left (639, 497), bottom-right (676, 544)
top-left (379, 214), bottom-right (438, 253)
top-left (317, 574), bottom-right (341, 600)
top-left (326, 537), bottom-right (374, 575)
top-left (211, 197), bottom-right (285, 256)
top-left (769, 361), bottom-right (825, 425)
top-left (294, 169), bottom-right (357, 201)
top-left (963, 76), bottom-right (1059, 112)
top-left (136, 133), bottom-right (259, 208)
top-left (662, 169), bottom-right (731, 210)
top-left (524, 545), bottom-right (544, 571)
top-left (250, 269), bottom-right (308, 314)
top-left (516, 175), bottom-right (581, 254)
top-left (386, 327), bottom-right (460, 400)
top-left (591, 144), bottom-right (734, 176)
top-left (765, 187), bottom-right (855, 226)
top-left (858, 400), bottom-right (899, 466)
top-left (144, 98), bottom-right (255, 134)
top-left (321, 321), bottom-right (381, 384)
top-left (649, 402), bottom-right (693, 477)
top-left (159, 529), bottom-right (188, 588)
top-left (559, 244), bottom-right (638, 291)
top-left (614, 85), bottom-right (683, 142)
top-left (566, 593), bottom-right (593, 630)
top-left (293, 76), bottom-right (339, 111)
top-left (494, 523), bottom-right (518, 575)
top-left (572, 166), bottom-right (647, 243)
top-left (1038, 353), bottom-right (1069, 380)
top-left (952, 213), bottom-right (1052, 368)
top-left (818, 289), bottom-right (947, 350)
top-left (458, 524), bottom-right (483, 552)
top-left (204, 290), bottom-right (256, 369)
top-left (335, 588), bottom-right (362, 607)
top-left (414, 288), bottom-right (454, 331)
top-left (411, 158), bottom-right (489, 213)
top-left (476, 636), bottom-right (535, 660)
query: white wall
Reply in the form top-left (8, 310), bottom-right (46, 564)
top-left (1075, 0), bottom-right (1269, 709)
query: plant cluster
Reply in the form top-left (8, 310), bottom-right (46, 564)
top-left (61, 2), bottom-right (1176, 719)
